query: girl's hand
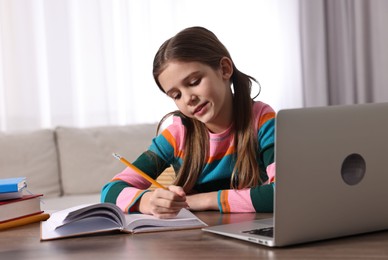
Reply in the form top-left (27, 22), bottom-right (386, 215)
top-left (138, 185), bottom-right (188, 218)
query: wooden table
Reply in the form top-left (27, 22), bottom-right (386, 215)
top-left (1, 211), bottom-right (388, 259)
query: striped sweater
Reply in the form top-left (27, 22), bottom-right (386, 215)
top-left (101, 101), bottom-right (276, 213)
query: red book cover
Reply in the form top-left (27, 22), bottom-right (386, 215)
top-left (0, 194), bottom-right (41, 205)
top-left (0, 194), bottom-right (43, 223)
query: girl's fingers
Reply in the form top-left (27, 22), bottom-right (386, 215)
top-left (149, 203), bottom-right (184, 219)
top-left (153, 186), bottom-right (186, 202)
top-left (147, 187), bottom-right (188, 218)
top-left (167, 185), bottom-right (186, 198)
top-left (150, 196), bottom-right (188, 209)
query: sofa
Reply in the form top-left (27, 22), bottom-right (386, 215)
top-left (0, 123), bottom-right (175, 211)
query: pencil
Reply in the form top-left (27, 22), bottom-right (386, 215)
top-left (0, 213), bottom-right (50, 231)
top-left (112, 153), bottom-right (167, 189)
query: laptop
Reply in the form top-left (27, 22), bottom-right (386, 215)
top-left (203, 102), bottom-right (388, 247)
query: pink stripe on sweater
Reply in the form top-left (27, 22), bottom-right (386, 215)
top-left (264, 163), bottom-right (276, 184)
top-left (112, 167), bottom-right (152, 189)
top-left (225, 189), bottom-right (256, 213)
top-left (116, 187), bottom-right (145, 213)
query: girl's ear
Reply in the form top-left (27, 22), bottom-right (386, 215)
top-left (220, 57), bottom-right (233, 80)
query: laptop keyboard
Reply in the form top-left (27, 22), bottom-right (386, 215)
top-left (242, 227), bottom-right (274, 237)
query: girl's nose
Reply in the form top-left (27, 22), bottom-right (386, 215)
top-left (185, 93), bottom-right (198, 105)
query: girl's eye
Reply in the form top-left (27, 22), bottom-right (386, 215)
top-left (170, 92), bottom-right (181, 100)
top-left (189, 78), bottom-right (201, 86)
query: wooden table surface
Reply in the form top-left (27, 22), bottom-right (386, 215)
top-left (1, 211), bottom-right (388, 259)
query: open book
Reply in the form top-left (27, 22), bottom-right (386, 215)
top-left (41, 203), bottom-right (207, 241)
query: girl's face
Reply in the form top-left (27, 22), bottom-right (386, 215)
top-left (158, 59), bottom-right (234, 133)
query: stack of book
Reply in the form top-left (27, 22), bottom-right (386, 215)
top-left (0, 177), bottom-right (49, 230)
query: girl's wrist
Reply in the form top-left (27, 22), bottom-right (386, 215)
top-left (187, 192), bottom-right (218, 211)
top-left (138, 191), bottom-right (152, 214)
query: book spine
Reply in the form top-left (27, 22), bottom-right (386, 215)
top-left (0, 184), bottom-right (19, 193)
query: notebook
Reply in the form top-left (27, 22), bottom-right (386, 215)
top-left (41, 203), bottom-right (207, 241)
top-left (203, 102), bottom-right (388, 247)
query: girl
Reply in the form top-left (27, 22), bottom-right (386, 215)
top-left (101, 26), bottom-right (276, 218)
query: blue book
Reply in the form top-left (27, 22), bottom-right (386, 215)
top-left (0, 177), bottom-right (27, 193)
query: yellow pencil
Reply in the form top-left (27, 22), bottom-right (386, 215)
top-left (112, 153), bottom-right (167, 189)
top-left (0, 213), bottom-right (50, 231)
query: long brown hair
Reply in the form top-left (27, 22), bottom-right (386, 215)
top-left (153, 26), bottom-right (261, 191)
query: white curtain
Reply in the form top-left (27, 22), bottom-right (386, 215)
top-left (0, 0), bottom-right (302, 132)
top-left (300, 0), bottom-right (388, 106)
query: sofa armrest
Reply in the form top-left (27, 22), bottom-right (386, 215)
top-left (0, 129), bottom-right (61, 197)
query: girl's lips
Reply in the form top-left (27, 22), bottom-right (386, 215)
top-left (194, 102), bottom-right (208, 115)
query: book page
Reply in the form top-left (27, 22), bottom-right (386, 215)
top-left (41, 216), bottom-right (123, 240)
top-left (124, 208), bottom-right (207, 233)
top-left (61, 203), bottom-right (124, 227)
top-left (40, 203), bottom-right (208, 240)
top-left (40, 203), bottom-right (125, 241)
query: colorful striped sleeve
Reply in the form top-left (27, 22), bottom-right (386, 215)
top-left (100, 117), bottom-right (184, 213)
top-left (100, 165), bottom-right (153, 213)
top-left (218, 162), bottom-right (275, 213)
top-left (100, 145), bottom-right (172, 213)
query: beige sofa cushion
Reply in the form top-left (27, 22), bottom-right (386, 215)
top-left (0, 129), bottom-right (61, 197)
top-left (56, 124), bottom-right (157, 195)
